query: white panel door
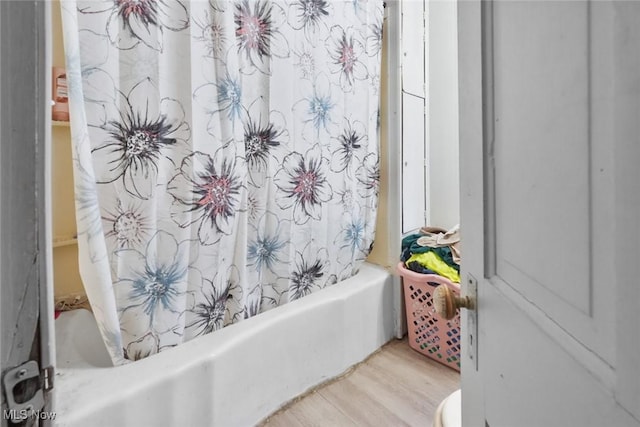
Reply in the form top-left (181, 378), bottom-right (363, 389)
top-left (459, 1), bottom-right (640, 426)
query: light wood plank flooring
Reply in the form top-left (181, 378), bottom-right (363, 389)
top-left (260, 338), bottom-right (460, 427)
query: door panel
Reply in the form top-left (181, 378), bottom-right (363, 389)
top-left (459, 1), bottom-right (640, 425)
top-left (492, 1), bottom-right (615, 364)
top-left (495, 0), bottom-right (591, 316)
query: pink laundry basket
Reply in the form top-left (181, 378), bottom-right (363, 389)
top-left (397, 262), bottom-right (461, 372)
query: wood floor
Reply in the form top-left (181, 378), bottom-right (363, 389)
top-left (260, 338), bottom-right (460, 427)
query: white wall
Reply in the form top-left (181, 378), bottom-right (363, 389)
top-left (428, 0), bottom-right (460, 230)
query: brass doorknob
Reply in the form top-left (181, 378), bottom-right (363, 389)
top-left (433, 285), bottom-right (475, 320)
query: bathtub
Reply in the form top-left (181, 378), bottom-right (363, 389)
top-left (53, 262), bottom-right (397, 427)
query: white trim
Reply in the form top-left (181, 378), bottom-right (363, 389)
top-left (424, 0), bottom-right (431, 228)
top-left (613, 2), bottom-right (640, 420)
top-left (457, 0), bottom-right (487, 423)
top-left (0, 0), bottom-right (3, 381)
top-left (383, 0), bottom-right (405, 339)
top-left (42, 0), bottom-right (57, 384)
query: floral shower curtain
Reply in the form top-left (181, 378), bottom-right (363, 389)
top-left (61, 0), bottom-right (383, 365)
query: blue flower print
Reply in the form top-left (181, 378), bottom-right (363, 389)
top-left (115, 231), bottom-right (190, 330)
top-left (349, 0), bottom-right (369, 23)
top-left (128, 258), bottom-right (185, 318)
top-left (193, 70), bottom-right (243, 142)
top-left (336, 210), bottom-right (366, 257)
top-left (293, 73), bottom-right (340, 140)
top-left (247, 212), bottom-right (290, 274)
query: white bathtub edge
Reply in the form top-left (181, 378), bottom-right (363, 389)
top-left (54, 262), bottom-right (395, 427)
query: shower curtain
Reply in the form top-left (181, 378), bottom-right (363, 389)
top-left (61, 0), bottom-right (383, 365)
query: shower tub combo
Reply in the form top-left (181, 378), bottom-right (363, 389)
top-left (54, 263), bottom-right (396, 427)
